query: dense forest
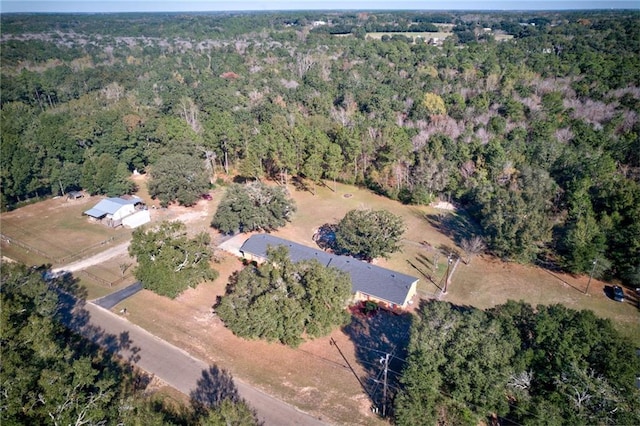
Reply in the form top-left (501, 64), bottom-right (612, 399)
top-left (395, 300), bottom-right (640, 425)
top-left (0, 263), bottom-right (259, 425)
top-left (1, 10), bottom-right (639, 287)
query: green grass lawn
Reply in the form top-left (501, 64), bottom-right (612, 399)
top-left (3, 180), bottom-right (637, 339)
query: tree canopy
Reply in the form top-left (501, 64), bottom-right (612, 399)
top-left (148, 153), bottom-right (210, 207)
top-left (334, 209), bottom-right (405, 260)
top-left (0, 262), bottom-right (257, 425)
top-left (128, 220), bottom-right (218, 298)
top-left (394, 300), bottom-right (640, 425)
top-left (1, 10), bottom-right (639, 283)
top-left (1, 264), bottom-right (127, 425)
top-left (215, 246), bottom-right (352, 347)
top-left (211, 182), bottom-right (296, 234)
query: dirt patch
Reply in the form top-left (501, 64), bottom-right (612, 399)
top-left (1, 195), bottom-right (132, 266)
top-left (431, 201), bottom-right (456, 211)
top-left (54, 242), bottom-right (130, 273)
top-left (7, 178), bottom-right (638, 423)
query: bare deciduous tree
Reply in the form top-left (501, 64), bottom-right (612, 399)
top-left (461, 236), bottom-right (486, 264)
top-left (507, 371), bottom-right (533, 391)
top-left (101, 82), bottom-right (124, 101)
top-left (179, 97), bottom-right (201, 133)
top-left (295, 53), bottom-right (314, 78)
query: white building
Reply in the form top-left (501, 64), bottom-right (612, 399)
top-left (84, 196), bottom-right (150, 228)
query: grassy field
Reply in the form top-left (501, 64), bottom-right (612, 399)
top-left (276, 182), bottom-right (639, 337)
top-left (120, 179), bottom-right (638, 424)
top-left (2, 178), bottom-right (638, 424)
top-left (1, 195), bottom-right (132, 267)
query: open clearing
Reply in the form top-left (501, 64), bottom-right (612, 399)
top-left (1, 195), bottom-right (132, 268)
top-left (2, 176), bottom-right (638, 425)
top-left (366, 31), bottom-right (452, 41)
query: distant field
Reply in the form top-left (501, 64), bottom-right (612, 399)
top-left (494, 33), bottom-right (514, 41)
top-left (366, 31), bottom-right (452, 41)
top-left (366, 30), bottom-right (513, 42)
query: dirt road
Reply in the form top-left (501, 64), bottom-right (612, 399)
top-left (52, 202), bottom-right (214, 275)
top-left (52, 235), bottom-right (328, 423)
top-left (52, 241), bottom-right (130, 273)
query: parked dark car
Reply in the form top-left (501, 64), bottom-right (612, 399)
top-left (612, 285), bottom-right (625, 302)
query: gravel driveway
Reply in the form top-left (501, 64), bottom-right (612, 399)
top-left (52, 242), bottom-right (130, 273)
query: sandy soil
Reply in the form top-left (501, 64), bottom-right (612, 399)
top-left (7, 176), bottom-right (637, 425)
top-left (53, 242), bottom-right (131, 273)
top-left (52, 177), bottom-right (217, 275)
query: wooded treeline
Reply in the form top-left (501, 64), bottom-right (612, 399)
top-left (395, 300), bottom-right (640, 425)
top-left (1, 10), bottom-right (639, 283)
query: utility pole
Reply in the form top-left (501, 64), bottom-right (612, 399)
top-left (381, 353), bottom-right (390, 418)
top-left (443, 254), bottom-right (453, 294)
top-left (585, 258), bottom-right (597, 295)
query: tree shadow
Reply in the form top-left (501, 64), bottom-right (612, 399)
top-left (42, 265), bottom-right (145, 366)
top-left (313, 223), bottom-right (338, 252)
top-left (425, 211), bottom-right (482, 246)
top-left (342, 309), bottom-right (413, 416)
top-left (232, 175), bottom-right (253, 184)
top-left (37, 265), bottom-right (153, 395)
top-left (416, 252), bottom-right (434, 271)
top-left (407, 255), bottom-right (441, 290)
top-left (291, 175), bottom-right (312, 193)
top-left (437, 243), bottom-right (460, 259)
top-left (40, 265), bottom-right (92, 331)
top-left (190, 365), bottom-right (240, 412)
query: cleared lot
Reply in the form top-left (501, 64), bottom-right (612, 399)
top-left (2, 178), bottom-right (638, 424)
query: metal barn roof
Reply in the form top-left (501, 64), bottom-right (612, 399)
top-left (84, 196), bottom-right (141, 218)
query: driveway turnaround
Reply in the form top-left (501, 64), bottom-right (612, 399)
top-left (73, 300), bottom-right (327, 426)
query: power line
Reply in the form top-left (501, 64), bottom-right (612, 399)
top-left (320, 329), bottom-right (548, 424)
top-left (329, 337), bottom-right (373, 400)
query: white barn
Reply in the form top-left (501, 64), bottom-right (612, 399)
top-left (84, 196), bottom-right (149, 228)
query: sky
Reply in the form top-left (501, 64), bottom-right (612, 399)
top-left (1, 0), bottom-right (639, 13)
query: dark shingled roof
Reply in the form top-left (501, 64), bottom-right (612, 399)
top-left (240, 234), bottom-right (418, 307)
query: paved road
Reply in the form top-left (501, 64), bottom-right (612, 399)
top-left (51, 235), bottom-right (328, 424)
top-left (93, 282), bottom-right (143, 309)
top-left (72, 300), bottom-right (327, 426)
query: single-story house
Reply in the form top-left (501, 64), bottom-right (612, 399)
top-left (240, 234), bottom-right (418, 309)
top-left (84, 196), bottom-right (150, 228)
